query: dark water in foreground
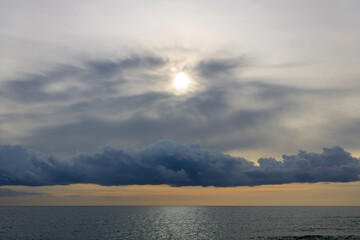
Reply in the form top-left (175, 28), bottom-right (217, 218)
top-left (0, 206), bottom-right (359, 240)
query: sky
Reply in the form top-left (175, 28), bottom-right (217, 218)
top-left (0, 0), bottom-right (359, 206)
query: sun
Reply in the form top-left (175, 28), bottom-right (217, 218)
top-left (173, 72), bottom-right (191, 90)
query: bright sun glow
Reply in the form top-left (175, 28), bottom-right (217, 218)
top-left (173, 72), bottom-right (191, 90)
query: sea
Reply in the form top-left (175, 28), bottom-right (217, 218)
top-left (0, 206), bottom-right (359, 239)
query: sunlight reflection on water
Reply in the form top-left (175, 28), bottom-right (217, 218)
top-left (0, 206), bottom-right (359, 239)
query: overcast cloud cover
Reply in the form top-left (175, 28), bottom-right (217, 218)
top-left (1, 1), bottom-right (360, 188)
top-left (2, 51), bottom-right (360, 158)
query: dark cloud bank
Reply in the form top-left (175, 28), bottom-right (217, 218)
top-left (0, 140), bottom-right (359, 187)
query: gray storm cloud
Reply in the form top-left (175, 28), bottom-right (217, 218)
top-left (0, 140), bottom-right (359, 187)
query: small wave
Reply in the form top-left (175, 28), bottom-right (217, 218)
top-left (266, 235), bottom-right (360, 240)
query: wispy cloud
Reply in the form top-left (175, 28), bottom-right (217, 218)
top-left (0, 54), bottom-right (167, 103)
top-left (195, 56), bottom-right (248, 79)
top-left (1, 52), bottom-right (360, 160)
top-left (0, 188), bottom-right (42, 198)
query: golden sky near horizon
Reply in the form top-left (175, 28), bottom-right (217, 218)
top-left (1, 182), bottom-right (359, 206)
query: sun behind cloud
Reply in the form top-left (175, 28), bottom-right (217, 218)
top-left (173, 72), bottom-right (191, 90)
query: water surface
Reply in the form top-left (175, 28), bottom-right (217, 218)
top-left (0, 206), bottom-right (359, 239)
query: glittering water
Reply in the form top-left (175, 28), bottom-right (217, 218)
top-left (0, 206), bottom-right (359, 239)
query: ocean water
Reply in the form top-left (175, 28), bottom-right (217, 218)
top-left (0, 206), bottom-right (359, 240)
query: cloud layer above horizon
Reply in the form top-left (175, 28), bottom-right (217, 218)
top-left (1, 1), bottom-right (360, 161)
top-left (1, 140), bottom-right (359, 187)
top-left (1, 52), bottom-right (360, 160)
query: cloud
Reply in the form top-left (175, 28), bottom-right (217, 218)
top-left (334, 120), bottom-right (360, 149)
top-left (0, 54), bottom-right (167, 103)
top-left (195, 57), bottom-right (247, 79)
top-left (0, 141), bottom-right (359, 187)
top-left (1, 52), bottom-right (360, 162)
top-left (0, 188), bottom-right (42, 198)
top-left (22, 103), bottom-right (286, 157)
